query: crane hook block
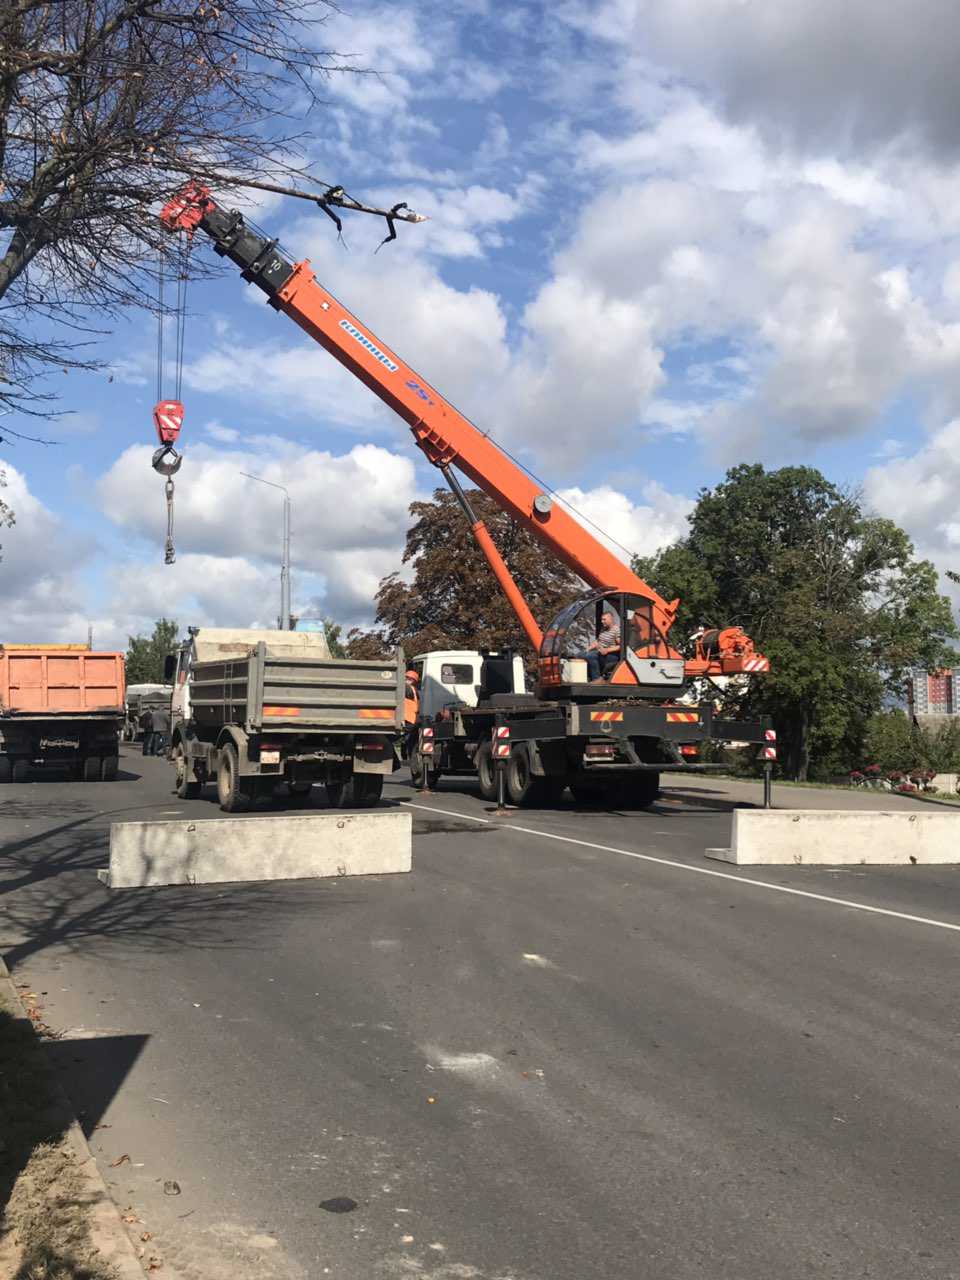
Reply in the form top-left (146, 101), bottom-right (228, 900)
top-left (153, 399), bottom-right (184, 447)
top-left (152, 445), bottom-right (183, 476)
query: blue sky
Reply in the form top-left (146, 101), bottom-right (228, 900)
top-left (4, 0), bottom-right (960, 646)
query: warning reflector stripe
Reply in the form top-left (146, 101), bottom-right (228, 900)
top-left (494, 744), bottom-right (510, 757)
top-left (422, 726), bottom-right (434, 738)
top-left (666, 711), bottom-right (699, 723)
top-left (263, 706), bottom-right (300, 717)
top-left (590, 711), bottom-right (624, 722)
top-left (764, 728), bottom-right (777, 741)
top-left (761, 746), bottom-right (777, 760)
top-left (358, 708), bottom-right (394, 719)
top-left (495, 726), bottom-right (510, 738)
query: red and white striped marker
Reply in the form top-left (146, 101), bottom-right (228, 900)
top-left (494, 742), bottom-right (511, 758)
top-left (495, 726), bottom-right (510, 739)
top-left (761, 745), bottom-right (777, 760)
top-left (765, 728), bottom-right (777, 741)
top-left (153, 399), bottom-right (184, 446)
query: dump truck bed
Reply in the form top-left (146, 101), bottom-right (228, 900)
top-left (0, 648), bottom-right (125, 717)
top-left (188, 643), bottom-right (403, 734)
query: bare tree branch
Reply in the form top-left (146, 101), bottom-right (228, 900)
top-left (0, 0), bottom-right (363, 417)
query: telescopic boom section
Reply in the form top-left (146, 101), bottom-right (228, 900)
top-left (160, 185), bottom-right (680, 640)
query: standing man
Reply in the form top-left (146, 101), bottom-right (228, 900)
top-left (140, 708), bottom-right (156, 756)
top-left (151, 705), bottom-right (171, 758)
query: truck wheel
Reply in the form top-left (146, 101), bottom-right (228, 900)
top-left (217, 743), bottom-right (250, 813)
top-left (506, 746), bottom-right (547, 806)
top-left (101, 755), bottom-right (119, 782)
top-left (173, 746), bottom-right (201, 799)
top-left (409, 748), bottom-right (440, 791)
top-left (325, 774), bottom-right (383, 808)
top-left (0, 758), bottom-right (11, 784)
top-left (475, 741), bottom-right (496, 800)
top-left (81, 757), bottom-right (100, 783)
top-left (11, 759), bottom-right (29, 784)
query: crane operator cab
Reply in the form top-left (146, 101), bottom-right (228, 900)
top-left (540, 590), bottom-right (686, 699)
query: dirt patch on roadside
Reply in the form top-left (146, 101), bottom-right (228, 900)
top-left (0, 993), bottom-right (117, 1280)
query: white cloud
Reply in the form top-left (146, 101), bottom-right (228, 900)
top-left (96, 440), bottom-right (420, 626)
top-left (556, 481), bottom-right (692, 563)
top-left (864, 420), bottom-right (960, 560)
top-left (570, 0), bottom-right (960, 157)
top-left (0, 465), bottom-right (98, 644)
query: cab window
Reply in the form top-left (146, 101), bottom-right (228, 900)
top-left (440, 662), bottom-right (474, 685)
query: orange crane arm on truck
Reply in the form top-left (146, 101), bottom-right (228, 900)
top-left (160, 183), bottom-right (767, 680)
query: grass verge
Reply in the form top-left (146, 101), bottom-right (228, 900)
top-left (0, 986), bottom-right (117, 1280)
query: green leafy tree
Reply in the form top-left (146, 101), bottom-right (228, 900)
top-left (323, 619), bottom-right (345, 658)
top-left (634, 464), bottom-right (958, 780)
top-left (125, 618), bottom-right (178, 685)
top-left (346, 487), bottom-right (581, 661)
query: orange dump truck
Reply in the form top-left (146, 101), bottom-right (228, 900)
top-left (0, 645), bottom-right (125, 782)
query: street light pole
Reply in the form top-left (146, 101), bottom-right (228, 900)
top-left (240, 472), bottom-right (292, 630)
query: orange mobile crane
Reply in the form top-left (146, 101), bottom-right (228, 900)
top-left (161, 183), bottom-right (770, 807)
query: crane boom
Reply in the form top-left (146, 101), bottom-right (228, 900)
top-left (160, 185), bottom-right (679, 642)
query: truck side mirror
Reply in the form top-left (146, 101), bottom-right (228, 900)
top-left (163, 654), bottom-right (177, 681)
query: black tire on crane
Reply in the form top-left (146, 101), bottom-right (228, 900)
top-left (475, 741), bottom-right (496, 800)
top-left (81, 757), bottom-right (100, 783)
top-left (0, 757), bottom-right (11, 784)
top-left (101, 755), bottom-right (120, 781)
top-left (506, 744), bottom-right (552, 807)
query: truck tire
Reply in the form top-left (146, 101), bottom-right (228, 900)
top-left (325, 773), bottom-right (383, 808)
top-left (81, 757), bottom-right (100, 782)
top-left (409, 747), bottom-right (440, 791)
top-left (101, 755), bottom-right (119, 781)
top-left (173, 746), bottom-right (201, 799)
top-left (217, 743), bottom-right (250, 812)
top-left (475, 741), bottom-right (496, 800)
top-left (0, 758), bottom-right (10, 783)
top-left (506, 745), bottom-right (550, 807)
top-left (11, 759), bottom-right (29, 784)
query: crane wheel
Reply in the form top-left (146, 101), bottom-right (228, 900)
top-left (81, 757), bottom-right (100, 783)
top-left (101, 755), bottom-right (119, 781)
top-left (506, 745), bottom-right (551, 806)
top-left (11, 759), bottom-right (30, 784)
top-left (0, 758), bottom-right (11, 784)
top-left (475, 741), bottom-right (496, 800)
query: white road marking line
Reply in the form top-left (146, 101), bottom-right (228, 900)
top-left (404, 800), bottom-right (960, 935)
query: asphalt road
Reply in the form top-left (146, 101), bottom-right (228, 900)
top-left (2, 749), bottom-right (960, 1280)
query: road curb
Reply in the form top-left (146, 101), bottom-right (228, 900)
top-left (0, 954), bottom-right (145, 1279)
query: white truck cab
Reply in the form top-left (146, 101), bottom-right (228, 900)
top-left (411, 650), bottom-right (526, 722)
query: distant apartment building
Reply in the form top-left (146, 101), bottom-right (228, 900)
top-left (907, 667), bottom-right (959, 724)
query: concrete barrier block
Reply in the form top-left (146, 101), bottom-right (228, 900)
top-left (706, 809), bottom-right (960, 866)
top-left (100, 810), bottom-right (412, 887)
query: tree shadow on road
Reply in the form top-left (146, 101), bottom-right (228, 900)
top-left (0, 797), bottom-right (363, 973)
